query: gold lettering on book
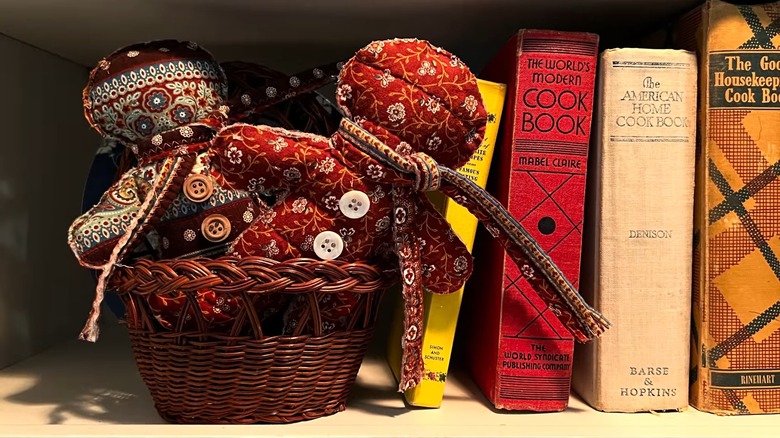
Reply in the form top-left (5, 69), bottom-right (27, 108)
top-left (741, 374), bottom-right (776, 385)
top-left (628, 230), bottom-right (673, 239)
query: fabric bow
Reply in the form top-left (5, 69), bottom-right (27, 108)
top-left (338, 118), bottom-right (610, 391)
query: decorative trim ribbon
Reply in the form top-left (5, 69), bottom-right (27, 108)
top-left (225, 61), bottom-right (343, 119)
top-left (338, 118), bottom-right (610, 391)
top-left (77, 153), bottom-right (199, 341)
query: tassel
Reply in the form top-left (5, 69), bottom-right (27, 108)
top-left (79, 268), bottom-right (110, 342)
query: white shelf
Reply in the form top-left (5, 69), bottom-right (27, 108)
top-left (0, 321), bottom-right (776, 438)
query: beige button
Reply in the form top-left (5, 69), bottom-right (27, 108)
top-left (201, 214), bottom-right (231, 243)
top-left (313, 231), bottom-right (344, 260)
top-left (183, 174), bottom-right (213, 203)
top-left (339, 190), bottom-right (370, 219)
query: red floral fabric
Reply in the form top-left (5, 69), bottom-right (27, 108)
top-left (207, 39), bottom-right (487, 388)
top-left (338, 39), bottom-right (485, 170)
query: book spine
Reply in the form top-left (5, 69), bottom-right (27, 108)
top-left (385, 80), bottom-right (506, 406)
top-left (478, 30), bottom-right (599, 411)
top-left (572, 48), bottom-right (697, 412)
top-left (688, 0), bottom-right (780, 414)
top-left (402, 79), bottom-right (506, 407)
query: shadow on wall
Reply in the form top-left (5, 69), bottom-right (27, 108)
top-left (0, 33), bottom-right (99, 370)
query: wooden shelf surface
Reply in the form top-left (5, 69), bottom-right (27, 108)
top-left (0, 322), bottom-right (777, 438)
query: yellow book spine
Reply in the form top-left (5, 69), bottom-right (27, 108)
top-left (386, 79), bottom-right (507, 407)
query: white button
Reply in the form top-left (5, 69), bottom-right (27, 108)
top-left (313, 231), bottom-right (344, 260)
top-left (339, 190), bottom-right (371, 219)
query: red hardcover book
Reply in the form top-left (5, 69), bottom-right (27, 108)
top-left (461, 29), bottom-right (598, 411)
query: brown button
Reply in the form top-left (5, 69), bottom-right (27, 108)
top-left (201, 214), bottom-right (231, 243)
top-left (183, 174), bottom-right (213, 203)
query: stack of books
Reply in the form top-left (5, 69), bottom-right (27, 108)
top-left (385, 0), bottom-right (780, 416)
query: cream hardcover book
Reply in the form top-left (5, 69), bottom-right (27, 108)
top-left (572, 48), bottom-right (697, 412)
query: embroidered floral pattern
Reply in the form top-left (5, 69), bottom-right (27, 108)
top-left (422, 97), bottom-right (441, 114)
top-left (427, 133), bottom-right (442, 151)
top-left (387, 102), bottom-right (406, 124)
top-left (376, 216), bottom-right (390, 232)
top-left (300, 234), bottom-right (314, 251)
top-left (262, 240), bottom-right (279, 257)
top-left (147, 92), bottom-right (168, 111)
top-left (367, 164), bottom-right (385, 180)
top-left (366, 40), bottom-right (384, 57)
top-left (323, 194), bottom-right (339, 210)
top-left (248, 177), bottom-right (265, 192)
top-left (339, 227), bottom-right (355, 244)
top-left (336, 83), bottom-right (352, 103)
top-left (268, 137), bottom-right (287, 152)
top-left (417, 60), bottom-right (436, 76)
top-left (226, 146), bottom-right (242, 164)
top-left (465, 128), bottom-right (479, 144)
top-left (318, 157), bottom-right (336, 173)
top-left (259, 209), bottom-right (277, 226)
top-left (283, 168), bottom-right (301, 181)
top-left (376, 69), bottom-right (394, 87)
top-left (395, 206), bottom-right (407, 224)
top-left (369, 186), bottom-right (385, 202)
top-left (462, 95), bottom-right (479, 116)
top-left (291, 197), bottom-right (308, 214)
top-left (172, 105), bottom-right (194, 124)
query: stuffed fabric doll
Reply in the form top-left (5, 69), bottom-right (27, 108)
top-left (69, 38), bottom-right (608, 393)
top-left (207, 38), bottom-right (609, 391)
top-left (69, 39), bottom-right (339, 336)
top-left (78, 59), bottom-right (341, 322)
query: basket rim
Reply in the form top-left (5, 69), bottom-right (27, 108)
top-left (110, 255), bottom-right (395, 298)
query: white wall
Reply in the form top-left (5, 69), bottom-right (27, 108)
top-left (0, 35), bottom-right (99, 369)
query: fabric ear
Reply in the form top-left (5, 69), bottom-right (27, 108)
top-left (413, 194), bottom-right (473, 294)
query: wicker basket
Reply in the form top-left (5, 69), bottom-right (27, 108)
top-left (110, 256), bottom-right (389, 424)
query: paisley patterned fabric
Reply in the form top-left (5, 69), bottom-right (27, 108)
top-left (70, 40), bottom-right (348, 337)
top-left (70, 172), bottom-right (148, 268)
top-left (83, 40), bottom-right (228, 145)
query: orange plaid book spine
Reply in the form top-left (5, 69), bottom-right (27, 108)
top-left (676, 0), bottom-right (780, 414)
